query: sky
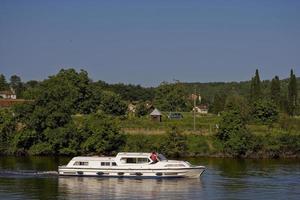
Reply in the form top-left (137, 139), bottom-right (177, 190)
top-left (0, 0), bottom-right (300, 86)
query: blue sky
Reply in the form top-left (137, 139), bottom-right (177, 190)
top-left (0, 0), bottom-right (299, 86)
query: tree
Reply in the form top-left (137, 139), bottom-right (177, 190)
top-left (270, 76), bottom-right (281, 106)
top-left (102, 83), bottom-right (155, 102)
top-left (154, 81), bottom-right (189, 111)
top-left (17, 69), bottom-right (103, 132)
top-left (0, 109), bottom-right (16, 153)
top-left (81, 113), bottom-right (126, 155)
top-left (39, 122), bottom-right (81, 155)
top-left (250, 69), bottom-right (262, 101)
top-left (216, 108), bottom-right (252, 157)
top-left (287, 69), bottom-right (298, 116)
top-left (251, 99), bottom-right (279, 126)
top-left (10, 75), bottom-right (24, 98)
top-left (225, 94), bottom-right (250, 122)
top-left (25, 80), bottom-right (39, 88)
top-left (0, 74), bottom-right (9, 90)
top-left (212, 93), bottom-right (227, 114)
top-left (217, 96), bottom-right (254, 157)
top-left (100, 91), bottom-right (127, 116)
top-left (160, 126), bottom-right (187, 157)
top-left (135, 102), bottom-right (150, 117)
top-left (12, 129), bottom-right (39, 155)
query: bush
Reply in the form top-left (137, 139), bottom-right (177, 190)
top-left (123, 134), bottom-right (162, 152)
top-left (217, 108), bottom-right (254, 157)
top-left (251, 99), bottom-right (279, 126)
top-left (160, 126), bottom-right (187, 158)
top-left (187, 135), bottom-right (210, 155)
top-left (100, 91), bottom-right (127, 116)
top-left (29, 143), bottom-right (53, 155)
top-left (135, 102), bottom-right (150, 117)
top-left (81, 113), bottom-right (126, 155)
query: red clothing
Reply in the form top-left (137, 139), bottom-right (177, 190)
top-left (150, 153), bottom-right (158, 162)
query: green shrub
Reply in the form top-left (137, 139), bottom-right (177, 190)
top-left (29, 143), bottom-right (53, 155)
top-left (160, 126), bottom-right (187, 158)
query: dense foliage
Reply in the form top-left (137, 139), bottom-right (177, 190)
top-left (154, 81), bottom-right (191, 112)
top-left (0, 68), bottom-right (299, 157)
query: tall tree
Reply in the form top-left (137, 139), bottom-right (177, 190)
top-left (212, 93), bottom-right (226, 114)
top-left (10, 75), bottom-right (24, 98)
top-left (270, 75), bottom-right (281, 106)
top-left (0, 74), bottom-right (9, 91)
top-left (250, 69), bottom-right (262, 101)
top-left (287, 69), bottom-right (298, 116)
top-left (216, 102), bottom-right (252, 157)
top-left (154, 81), bottom-right (189, 111)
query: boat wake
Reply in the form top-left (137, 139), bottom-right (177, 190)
top-left (0, 170), bottom-right (58, 178)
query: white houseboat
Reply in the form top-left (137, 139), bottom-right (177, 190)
top-left (58, 152), bottom-right (205, 178)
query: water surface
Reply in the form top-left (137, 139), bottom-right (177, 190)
top-left (0, 157), bottom-right (299, 199)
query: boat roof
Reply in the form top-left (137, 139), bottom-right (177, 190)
top-left (71, 156), bottom-right (115, 161)
top-left (71, 153), bottom-right (156, 161)
top-left (117, 152), bottom-right (151, 157)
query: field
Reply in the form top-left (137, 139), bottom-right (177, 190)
top-left (121, 112), bottom-right (220, 135)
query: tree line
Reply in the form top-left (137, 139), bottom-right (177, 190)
top-left (0, 68), bottom-right (299, 157)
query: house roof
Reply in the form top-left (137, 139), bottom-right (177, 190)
top-left (0, 99), bottom-right (33, 107)
top-left (150, 108), bottom-right (162, 116)
top-left (197, 105), bottom-right (208, 109)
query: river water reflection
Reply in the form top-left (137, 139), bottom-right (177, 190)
top-left (0, 156), bottom-right (299, 199)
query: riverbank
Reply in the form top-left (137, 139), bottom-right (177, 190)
top-left (2, 132), bottom-right (299, 159)
top-left (123, 133), bottom-right (300, 159)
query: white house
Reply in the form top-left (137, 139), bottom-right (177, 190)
top-left (0, 90), bottom-right (16, 99)
top-left (193, 105), bottom-right (208, 114)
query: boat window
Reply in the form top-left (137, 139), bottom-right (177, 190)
top-left (137, 158), bottom-right (150, 163)
top-left (101, 162), bottom-right (110, 166)
top-left (126, 158), bottom-right (136, 163)
top-left (73, 161), bottom-right (89, 166)
top-left (112, 162), bottom-right (117, 166)
top-left (165, 164), bottom-right (185, 167)
top-left (158, 154), bottom-right (167, 161)
top-left (124, 157), bottom-right (150, 164)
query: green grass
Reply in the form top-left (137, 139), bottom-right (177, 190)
top-left (122, 112), bottom-right (220, 133)
top-left (72, 112), bottom-right (300, 137)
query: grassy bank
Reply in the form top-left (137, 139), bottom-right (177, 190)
top-left (123, 132), bottom-right (300, 158)
top-left (71, 112), bottom-right (300, 158)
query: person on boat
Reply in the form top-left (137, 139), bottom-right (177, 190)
top-left (150, 152), bottom-right (158, 164)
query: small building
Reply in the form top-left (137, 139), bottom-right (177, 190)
top-left (150, 108), bottom-right (162, 122)
top-left (193, 105), bottom-right (208, 114)
top-left (0, 90), bottom-right (16, 99)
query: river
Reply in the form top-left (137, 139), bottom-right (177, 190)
top-left (0, 156), bottom-right (299, 199)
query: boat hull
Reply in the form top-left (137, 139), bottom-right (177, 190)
top-left (58, 167), bottom-right (205, 178)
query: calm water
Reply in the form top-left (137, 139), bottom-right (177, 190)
top-left (0, 156), bottom-right (299, 199)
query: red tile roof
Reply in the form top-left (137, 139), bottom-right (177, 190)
top-left (0, 99), bottom-right (33, 107)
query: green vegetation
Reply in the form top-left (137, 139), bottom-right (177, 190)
top-left (250, 69), bottom-right (262, 101)
top-left (0, 68), bottom-right (300, 158)
top-left (287, 69), bottom-right (298, 116)
top-left (270, 75), bottom-right (281, 107)
top-left (154, 81), bottom-right (191, 112)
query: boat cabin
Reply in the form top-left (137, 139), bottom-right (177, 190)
top-left (116, 152), bottom-right (166, 165)
top-left (66, 152), bottom-right (166, 168)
